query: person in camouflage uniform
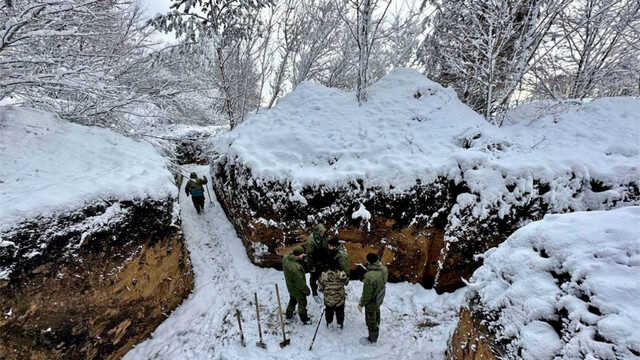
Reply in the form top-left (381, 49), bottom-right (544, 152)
top-left (358, 253), bottom-right (388, 344)
top-left (317, 258), bottom-right (349, 329)
top-left (304, 224), bottom-right (330, 298)
top-left (283, 247), bottom-right (311, 324)
top-left (185, 172), bottom-right (208, 214)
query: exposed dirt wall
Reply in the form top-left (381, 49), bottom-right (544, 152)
top-left (0, 198), bottom-right (194, 360)
top-left (212, 157), bottom-right (640, 292)
top-left (446, 307), bottom-right (501, 360)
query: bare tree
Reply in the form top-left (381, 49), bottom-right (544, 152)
top-left (266, 0), bottom-right (298, 109)
top-left (151, 0), bottom-right (273, 128)
top-left (289, 0), bottom-right (344, 89)
top-left (256, 6), bottom-right (277, 112)
top-left (528, 0), bottom-right (640, 99)
top-left (0, 0), bottom-right (160, 127)
top-left (419, 0), bottom-right (571, 119)
top-left (337, 0), bottom-right (392, 104)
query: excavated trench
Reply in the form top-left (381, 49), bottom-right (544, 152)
top-left (0, 195), bottom-right (194, 360)
top-left (211, 156), bottom-right (640, 294)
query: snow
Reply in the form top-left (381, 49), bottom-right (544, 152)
top-left (0, 106), bottom-right (176, 228)
top-left (216, 68), bottom-right (485, 190)
top-left (69, 203), bottom-right (128, 249)
top-left (124, 165), bottom-right (466, 360)
top-left (0, 240), bottom-right (16, 248)
top-left (140, 123), bottom-right (228, 141)
top-left (352, 203), bottom-right (371, 221)
top-left (215, 68), bottom-right (639, 221)
top-left (0, 267), bottom-right (13, 281)
top-left (466, 206), bottom-right (640, 359)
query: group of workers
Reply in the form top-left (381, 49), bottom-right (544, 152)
top-left (283, 224), bottom-right (389, 345)
top-left (184, 173), bottom-right (389, 344)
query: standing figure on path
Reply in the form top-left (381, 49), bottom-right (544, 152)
top-left (317, 259), bottom-right (349, 329)
top-left (185, 172), bottom-right (208, 214)
top-left (357, 253), bottom-right (388, 344)
top-left (283, 247), bottom-right (311, 324)
top-left (304, 224), bottom-right (330, 301)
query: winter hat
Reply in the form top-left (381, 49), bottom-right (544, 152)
top-left (190, 172), bottom-right (197, 179)
top-left (292, 246), bottom-right (304, 256)
top-left (366, 253), bottom-right (379, 264)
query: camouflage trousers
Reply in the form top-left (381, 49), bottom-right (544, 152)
top-left (365, 305), bottom-right (381, 342)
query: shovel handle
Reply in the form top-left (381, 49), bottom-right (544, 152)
top-left (254, 292), bottom-right (264, 342)
top-left (275, 283), bottom-right (287, 342)
top-left (235, 309), bottom-right (246, 347)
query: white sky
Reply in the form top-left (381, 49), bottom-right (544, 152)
top-left (137, 0), bottom-right (176, 45)
top-left (138, 0), bottom-right (172, 19)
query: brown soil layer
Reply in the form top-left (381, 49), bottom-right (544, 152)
top-left (212, 160), bottom-right (458, 286)
top-left (446, 307), bottom-right (501, 360)
top-left (212, 158), bottom-right (640, 292)
top-left (0, 198), bottom-right (194, 360)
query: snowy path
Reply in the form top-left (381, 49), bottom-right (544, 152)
top-left (124, 165), bottom-right (465, 360)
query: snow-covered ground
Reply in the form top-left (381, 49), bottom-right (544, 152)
top-left (467, 206), bottom-right (640, 359)
top-left (124, 165), bottom-right (465, 360)
top-left (0, 106), bottom-right (176, 229)
top-left (215, 68), bottom-right (639, 219)
top-left (146, 123), bottom-right (229, 140)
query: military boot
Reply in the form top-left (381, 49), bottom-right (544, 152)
top-left (300, 313), bottom-right (311, 325)
top-left (369, 330), bottom-right (379, 343)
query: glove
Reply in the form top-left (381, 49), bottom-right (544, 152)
top-left (357, 304), bottom-right (363, 313)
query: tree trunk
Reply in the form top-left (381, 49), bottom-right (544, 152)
top-left (357, 0), bottom-right (371, 105)
top-left (217, 47), bottom-right (235, 129)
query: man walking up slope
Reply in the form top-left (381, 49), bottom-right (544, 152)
top-left (185, 172), bottom-right (208, 214)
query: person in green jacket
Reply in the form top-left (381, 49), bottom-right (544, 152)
top-left (328, 238), bottom-right (350, 279)
top-left (185, 172), bottom-right (208, 214)
top-left (357, 253), bottom-right (388, 344)
top-left (304, 224), bottom-right (330, 299)
top-left (283, 246), bottom-right (311, 324)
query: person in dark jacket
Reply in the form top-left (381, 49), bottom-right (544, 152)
top-left (185, 172), bottom-right (207, 214)
top-left (304, 224), bottom-right (330, 300)
top-left (358, 253), bottom-right (388, 344)
top-left (283, 246), bottom-right (311, 324)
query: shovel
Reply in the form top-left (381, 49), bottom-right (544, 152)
top-left (254, 292), bottom-right (267, 349)
top-left (234, 309), bottom-right (246, 347)
top-left (205, 180), bottom-right (213, 205)
top-left (275, 283), bottom-right (291, 348)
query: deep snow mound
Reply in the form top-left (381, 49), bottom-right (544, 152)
top-left (449, 207), bottom-right (640, 359)
top-left (212, 69), bottom-right (640, 292)
top-left (0, 106), bottom-right (176, 228)
top-left (216, 68), bottom-right (487, 189)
